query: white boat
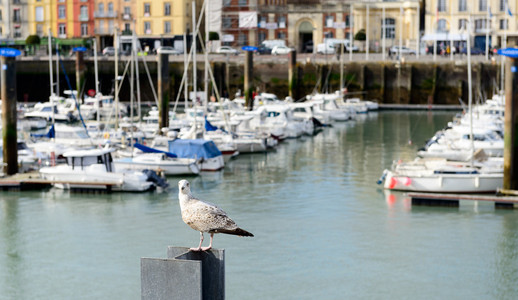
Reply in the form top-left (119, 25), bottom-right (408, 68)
top-left (24, 96), bottom-right (77, 123)
top-left (39, 147), bottom-right (156, 192)
top-left (339, 98), bottom-right (368, 114)
top-left (306, 93), bottom-right (353, 122)
top-left (114, 153), bottom-right (200, 176)
top-left (168, 139), bottom-right (225, 171)
top-left (381, 157), bottom-right (503, 193)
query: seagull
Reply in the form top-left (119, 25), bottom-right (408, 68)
top-left (178, 180), bottom-right (254, 251)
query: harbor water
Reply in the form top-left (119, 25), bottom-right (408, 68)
top-left (2, 111), bottom-right (518, 299)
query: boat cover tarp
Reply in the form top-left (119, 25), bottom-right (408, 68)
top-left (205, 117), bottom-right (228, 133)
top-left (134, 143), bottom-right (177, 158)
top-left (31, 124), bottom-right (55, 138)
top-left (168, 139), bottom-right (222, 159)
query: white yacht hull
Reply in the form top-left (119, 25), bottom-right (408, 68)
top-left (383, 170), bottom-right (503, 193)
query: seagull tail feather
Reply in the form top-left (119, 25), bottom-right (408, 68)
top-left (216, 228), bottom-right (254, 237)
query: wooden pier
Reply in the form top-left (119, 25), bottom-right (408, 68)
top-left (0, 172), bottom-right (118, 192)
top-left (408, 192), bottom-right (518, 209)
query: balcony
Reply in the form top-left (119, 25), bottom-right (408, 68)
top-left (122, 13), bottom-right (132, 20)
top-left (79, 14), bottom-right (89, 21)
top-left (94, 11), bottom-right (117, 18)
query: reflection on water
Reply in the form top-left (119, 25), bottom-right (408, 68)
top-left (2, 111), bottom-right (518, 299)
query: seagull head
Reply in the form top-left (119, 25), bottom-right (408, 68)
top-left (178, 179), bottom-right (191, 195)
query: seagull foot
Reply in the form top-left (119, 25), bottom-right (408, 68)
top-left (201, 246), bottom-right (212, 251)
top-left (189, 247), bottom-right (202, 251)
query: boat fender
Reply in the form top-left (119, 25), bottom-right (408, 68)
top-left (104, 132), bottom-right (110, 139)
top-left (388, 177), bottom-right (397, 189)
top-left (403, 177), bottom-right (412, 186)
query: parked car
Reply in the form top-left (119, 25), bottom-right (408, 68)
top-left (216, 46), bottom-right (239, 55)
top-left (255, 46), bottom-right (272, 55)
top-left (271, 45), bottom-right (293, 55)
top-left (156, 46), bottom-right (182, 55)
top-left (389, 46), bottom-right (417, 55)
top-left (102, 46), bottom-right (116, 56)
top-left (316, 43), bottom-right (335, 54)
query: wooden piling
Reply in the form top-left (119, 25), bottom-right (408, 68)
top-left (1, 55), bottom-right (18, 175)
top-left (504, 56), bottom-right (518, 190)
top-left (157, 53), bottom-right (170, 130)
top-left (244, 51), bottom-right (253, 110)
top-left (75, 50), bottom-right (85, 100)
top-left (288, 50), bottom-right (297, 100)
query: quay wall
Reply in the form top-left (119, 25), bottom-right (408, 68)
top-left (9, 59), bottom-right (499, 105)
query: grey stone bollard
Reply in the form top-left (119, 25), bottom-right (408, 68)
top-left (141, 247), bottom-right (225, 300)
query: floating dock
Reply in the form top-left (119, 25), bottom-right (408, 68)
top-left (0, 172), bottom-right (117, 192)
top-left (408, 192), bottom-right (518, 209)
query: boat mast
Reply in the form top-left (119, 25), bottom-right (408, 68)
top-left (192, 1), bottom-right (198, 128)
top-left (48, 28), bottom-right (55, 127)
top-left (56, 43), bottom-right (60, 97)
top-left (115, 28), bottom-right (119, 129)
top-left (93, 38), bottom-right (100, 123)
top-left (204, 0), bottom-right (209, 117)
top-left (134, 29), bottom-right (142, 127)
top-left (130, 30), bottom-right (135, 155)
top-left (467, 14), bottom-right (474, 166)
top-left (183, 32), bottom-right (188, 110)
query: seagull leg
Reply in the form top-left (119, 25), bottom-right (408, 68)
top-left (190, 232), bottom-right (204, 251)
top-left (201, 233), bottom-right (214, 251)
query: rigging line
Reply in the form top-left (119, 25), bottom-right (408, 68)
top-left (58, 55), bottom-right (94, 145)
top-left (172, 0), bottom-right (207, 113)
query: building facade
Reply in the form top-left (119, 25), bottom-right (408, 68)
top-left (424, 0), bottom-right (517, 51)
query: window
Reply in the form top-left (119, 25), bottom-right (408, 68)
top-left (58, 5), bottom-right (65, 19)
top-left (238, 32), bottom-right (247, 45)
top-left (0, 10), bottom-right (2, 21)
top-left (81, 23), bottom-right (88, 36)
top-left (144, 3), bottom-right (151, 16)
top-left (80, 6), bottom-right (88, 18)
top-left (437, 19), bottom-right (448, 32)
top-left (144, 21), bottom-right (151, 34)
top-left (223, 0), bottom-right (231, 6)
top-left (500, 19), bottom-right (508, 29)
top-left (223, 17), bottom-right (232, 29)
top-left (345, 15), bottom-right (350, 27)
top-left (238, 0), bottom-right (247, 6)
top-left (258, 31), bottom-right (266, 43)
top-left (479, 0), bottom-right (487, 12)
top-left (98, 3), bottom-right (104, 13)
top-left (164, 21), bottom-right (171, 33)
top-left (278, 16), bottom-right (286, 28)
top-left (58, 23), bottom-right (66, 35)
top-left (13, 9), bottom-right (21, 22)
top-left (164, 3), bottom-right (171, 16)
top-left (325, 15), bottom-right (333, 28)
top-left (35, 7), bottom-right (44, 22)
top-left (108, 3), bottom-right (113, 13)
top-left (36, 24), bottom-right (43, 36)
top-left (382, 18), bottom-right (395, 39)
top-left (500, 0), bottom-right (506, 11)
top-left (438, 0), bottom-right (446, 12)
top-left (259, 16), bottom-right (266, 28)
top-left (459, 0), bottom-right (467, 12)
top-left (124, 23), bottom-right (131, 32)
top-left (459, 19), bottom-right (468, 30)
top-left (475, 18), bottom-right (490, 32)
top-left (99, 20), bottom-right (104, 33)
top-left (277, 32), bottom-right (286, 39)
top-left (108, 20), bottom-right (114, 33)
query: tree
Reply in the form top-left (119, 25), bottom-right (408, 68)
top-left (354, 29), bottom-right (366, 41)
top-left (209, 31), bottom-right (220, 41)
top-left (25, 35), bottom-right (41, 55)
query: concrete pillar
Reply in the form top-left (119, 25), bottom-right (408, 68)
top-left (244, 51), bottom-right (253, 110)
top-left (504, 57), bottom-right (518, 190)
top-left (141, 247), bottom-right (225, 300)
top-left (1, 55), bottom-right (18, 175)
top-left (288, 50), bottom-right (298, 100)
top-left (157, 53), bottom-right (170, 130)
top-left (380, 64), bottom-right (386, 103)
top-left (75, 51), bottom-right (85, 101)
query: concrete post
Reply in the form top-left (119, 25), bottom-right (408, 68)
top-left (1, 55), bottom-right (18, 175)
top-left (288, 50), bottom-right (297, 100)
top-left (157, 53), bottom-right (170, 130)
top-left (504, 56), bottom-right (518, 190)
top-left (141, 247), bottom-right (225, 300)
top-left (75, 50), bottom-right (85, 101)
top-left (244, 51), bottom-right (253, 110)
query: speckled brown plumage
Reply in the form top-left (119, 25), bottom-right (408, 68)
top-left (178, 180), bottom-right (253, 251)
